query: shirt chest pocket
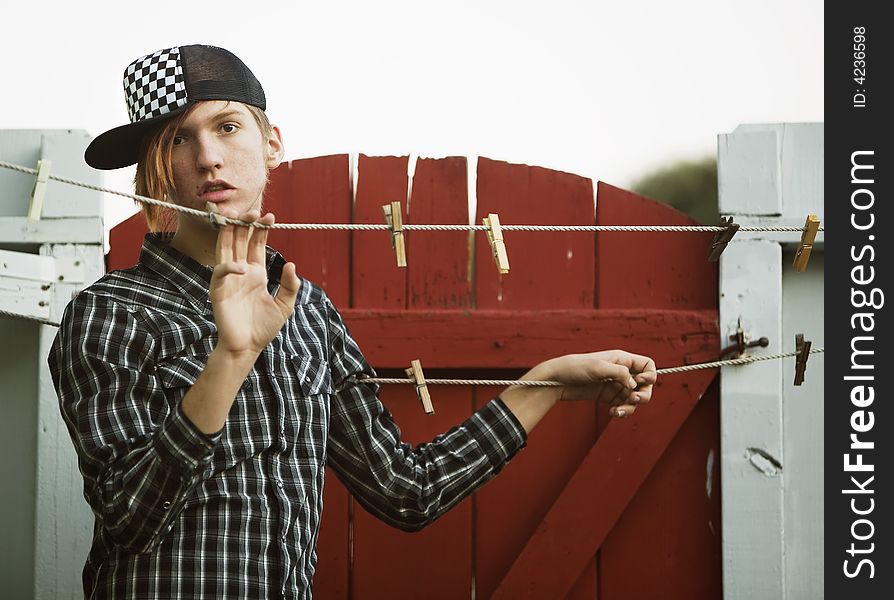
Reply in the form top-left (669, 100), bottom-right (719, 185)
top-left (290, 355), bottom-right (334, 397)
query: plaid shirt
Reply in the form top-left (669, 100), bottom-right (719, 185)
top-left (49, 234), bottom-right (527, 599)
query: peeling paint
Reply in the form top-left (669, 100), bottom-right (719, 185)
top-left (706, 449), bottom-right (716, 499)
top-left (745, 447), bottom-right (782, 477)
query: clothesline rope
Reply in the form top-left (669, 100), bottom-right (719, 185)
top-left (0, 160), bottom-right (824, 234)
top-left (357, 348), bottom-right (824, 386)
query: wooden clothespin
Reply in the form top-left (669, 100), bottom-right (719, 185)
top-left (27, 159), bottom-right (52, 222)
top-left (382, 202), bottom-right (407, 267)
top-left (793, 333), bottom-right (812, 386)
top-left (793, 215), bottom-right (820, 272)
top-left (405, 359), bottom-right (434, 414)
top-left (708, 216), bottom-right (739, 261)
top-left (206, 201), bottom-right (227, 229)
top-left (482, 213), bottom-right (510, 274)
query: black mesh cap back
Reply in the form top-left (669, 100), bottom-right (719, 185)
top-left (180, 45), bottom-right (266, 110)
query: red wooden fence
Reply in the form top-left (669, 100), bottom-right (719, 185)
top-left (107, 154), bottom-right (721, 599)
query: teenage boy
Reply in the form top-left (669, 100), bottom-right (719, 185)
top-left (50, 44), bottom-right (656, 599)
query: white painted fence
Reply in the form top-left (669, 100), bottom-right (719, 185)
top-left (718, 123), bottom-right (824, 600)
top-left (0, 130), bottom-right (102, 599)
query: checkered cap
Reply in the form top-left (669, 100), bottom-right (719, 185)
top-left (85, 44), bottom-right (267, 170)
top-left (124, 47), bottom-right (187, 123)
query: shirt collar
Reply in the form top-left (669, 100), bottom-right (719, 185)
top-left (140, 233), bottom-right (287, 311)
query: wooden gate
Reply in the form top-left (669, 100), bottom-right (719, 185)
top-left (108, 154), bottom-right (721, 598)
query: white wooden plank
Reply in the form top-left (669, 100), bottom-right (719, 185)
top-left (40, 243), bottom-right (104, 321)
top-left (40, 131), bottom-right (103, 218)
top-left (781, 249), bottom-right (824, 600)
top-left (34, 243), bottom-right (103, 600)
top-left (0, 277), bottom-right (51, 321)
top-left (718, 126), bottom-right (781, 215)
top-left (779, 124), bottom-right (824, 218)
top-left (719, 122), bottom-right (825, 600)
top-left (720, 240), bottom-right (784, 600)
top-left (719, 123), bottom-right (824, 219)
top-left (1, 129), bottom-right (104, 599)
top-left (0, 216), bottom-right (103, 244)
top-left (0, 249), bottom-right (58, 282)
top-left (0, 130), bottom-right (43, 218)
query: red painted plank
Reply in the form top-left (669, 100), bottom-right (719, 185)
top-left (352, 154), bottom-right (409, 309)
top-left (265, 155), bottom-right (352, 307)
top-left (106, 212), bottom-right (148, 272)
top-left (261, 157), bottom-right (291, 245)
top-left (595, 182), bottom-right (717, 310)
top-left (474, 158), bottom-right (599, 599)
top-left (407, 157), bottom-right (472, 309)
top-left (340, 308), bottom-right (718, 369)
top-left (474, 383), bottom-right (599, 600)
top-left (492, 369), bottom-right (717, 599)
top-left (475, 157), bottom-right (595, 310)
top-left (350, 385), bottom-right (475, 599)
top-left (594, 181), bottom-right (721, 599)
top-left (600, 379), bottom-right (722, 599)
top-left (312, 472), bottom-right (350, 600)
top-left (351, 156), bottom-right (475, 598)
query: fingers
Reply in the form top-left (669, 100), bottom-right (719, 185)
top-left (215, 209), bottom-right (263, 264)
top-left (233, 210), bottom-right (259, 262)
top-left (626, 353), bottom-right (657, 386)
top-left (588, 360), bottom-right (636, 391)
top-left (248, 212), bottom-right (274, 264)
top-left (611, 402), bottom-right (638, 419)
top-left (551, 350), bottom-right (657, 418)
top-left (274, 261), bottom-right (301, 317)
top-left (215, 220), bottom-right (235, 266)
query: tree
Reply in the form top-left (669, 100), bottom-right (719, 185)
top-left (631, 157), bottom-right (719, 225)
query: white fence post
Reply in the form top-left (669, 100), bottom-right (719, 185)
top-left (0, 129), bottom-right (103, 599)
top-left (718, 123), bottom-right (824, 600)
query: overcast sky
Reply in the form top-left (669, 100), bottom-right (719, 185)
top-left (1, 0), bottom-right (823, 234)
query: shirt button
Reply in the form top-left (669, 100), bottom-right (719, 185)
top-left (162, 501), bottom-right (172, 510)
top-left (276, 479), bottom-right (284, 489)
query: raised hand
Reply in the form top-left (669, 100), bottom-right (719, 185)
top-left (210, 209), bottom-right (301, 358)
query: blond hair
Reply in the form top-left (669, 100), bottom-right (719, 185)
top-left (133, 103), bottom-right (273, 231)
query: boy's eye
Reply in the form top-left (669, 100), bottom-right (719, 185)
top-left (172, 136), bottom-right (185, 146)
top-left (221, 123), bottom-right (238, 133)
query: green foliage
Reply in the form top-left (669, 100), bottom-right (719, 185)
top-left (631, 157), bottom-right (719, 225)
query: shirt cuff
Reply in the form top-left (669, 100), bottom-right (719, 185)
top-left (466, 397), bottom-right (528, 473)
top-left (154, 403), bottom-right (221, 474)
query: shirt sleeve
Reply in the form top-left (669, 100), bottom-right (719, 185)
top-left (48, 291), bottom-right (221, 553)
top-left (322, 297), bottom-right (528, 532)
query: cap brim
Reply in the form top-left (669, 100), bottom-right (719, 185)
top-left (85, 105), bottom-right (190, 170)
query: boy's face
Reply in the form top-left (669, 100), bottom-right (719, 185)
top-left (170, 100), bottom-right (282, 218)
